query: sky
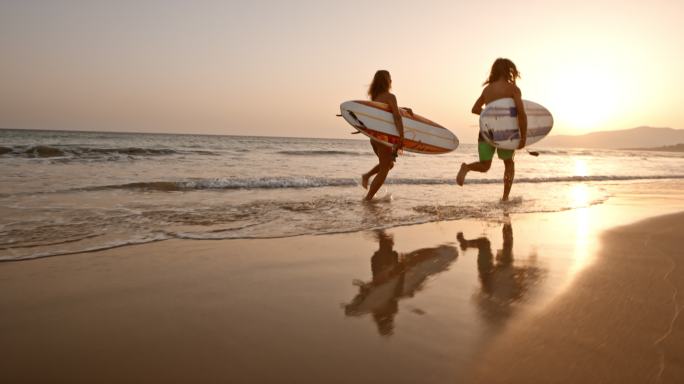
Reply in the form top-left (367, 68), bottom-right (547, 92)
top-left (1, 0), bottom-right (683, 140)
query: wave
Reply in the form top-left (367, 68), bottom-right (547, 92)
top-left (526, 148), bottom-right (684, 158)
top-left (0, 235), bottom-right (169, 262)
top-left (277, 150), bottom-right (369, 156)
top-left (91, 177), bottom-right (357, 191)
top-left (0, 184), bottom-right (615, 262)
top-left (0, 145), bottom-right (217, 159)
top-left (84, 174), bottom-right (684, 192)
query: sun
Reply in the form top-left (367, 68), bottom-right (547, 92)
top-left (543, 62), bottom-right (624, 131)
top-left (522, 38), bottom-right (643, 134)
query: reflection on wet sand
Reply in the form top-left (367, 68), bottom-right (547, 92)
top-left (345, 218), bottom-right (545, 336)
top-left (344, 230), bottom-right (459, 336)
top-left (457, 219), bottom-right (543, 328)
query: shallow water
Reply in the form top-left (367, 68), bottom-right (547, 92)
top-left (1, 128), bottom-right (683, 260)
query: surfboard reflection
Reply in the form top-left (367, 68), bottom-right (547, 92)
top-left (457, 220), bottom-right (543, 327)
top-left (344, 230), bottom-right (459, 336)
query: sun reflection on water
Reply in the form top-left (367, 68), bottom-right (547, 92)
top-left (569, 184), bottom-right (592, 280)
top-left (574, 159), bottom-right (588, 177)
top-left (571, 183), bottom-right (589, 208)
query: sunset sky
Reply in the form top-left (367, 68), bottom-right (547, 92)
top-left (1, 0), bottom-right (682, 140)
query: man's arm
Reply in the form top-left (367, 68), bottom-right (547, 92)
top-left (512, 86), bottom-right (527, 149)
top-left (471, 92), bottom-right (485, 115)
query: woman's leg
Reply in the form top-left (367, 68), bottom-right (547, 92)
top-left (362, 140), bottom-right (383, 189)
top-left (365, 145), bottom-right (394, 200)
top-left (362, 164), bottom-right (380, 189)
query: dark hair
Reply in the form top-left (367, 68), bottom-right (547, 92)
top-left (484, 58), bottom-right (520, 86)
top-left (368, 70), bottom-right (391, 100)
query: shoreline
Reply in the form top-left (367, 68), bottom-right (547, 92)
top-left (3, 178), bottom-right (684, 263)
top-left (1, 193), bottom-right (683, 383)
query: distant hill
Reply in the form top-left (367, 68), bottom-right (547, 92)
top-left (626, 143), bottom-right (684, 152)
top-left (541, 126), bottom-right (684, 149)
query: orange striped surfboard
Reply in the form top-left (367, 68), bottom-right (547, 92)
top-left (339, 100), bottom-right (459, 154)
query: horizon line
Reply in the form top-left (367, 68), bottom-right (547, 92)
top-left (1, 125), bottom-right (680, 141)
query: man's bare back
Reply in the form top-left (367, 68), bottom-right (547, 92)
top-left (482, 80), bottom-right (520, 104)
top-left (472, 80), bottom-right (523, 114)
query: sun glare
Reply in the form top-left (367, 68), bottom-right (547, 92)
top-left (568, 206), bottom-right (591, 279)
top-left (574, 159), bottom-right (588, 177)
top-left (545, 63), bottom-right (623, 131)
top-left (523, 33), bottom-right (649, 135)
top-left (570, 184), bottom-right (589, 208)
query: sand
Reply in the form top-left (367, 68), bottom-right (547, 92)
top-left (472, 211), bottom-right (684, 384)
top-left (1, 194), bottom-right (683, 383)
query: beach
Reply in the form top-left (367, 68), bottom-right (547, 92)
top-left (3, 0), bottom-right (684, 381)
top-left (2, 183), bottom-right (683, 383)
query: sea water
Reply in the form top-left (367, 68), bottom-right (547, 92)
top-left (1, 128), bottom-right (683, 261)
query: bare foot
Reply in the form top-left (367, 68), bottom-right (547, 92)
top-left (361, 174), bottom-right (369, 189)
top-left (456, 163), bottom-right (468, 186)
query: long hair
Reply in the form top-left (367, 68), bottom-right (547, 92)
top-left (483, 58), bottom-right (520, 86)
top-left (368, 70), bottom-right (391, 100)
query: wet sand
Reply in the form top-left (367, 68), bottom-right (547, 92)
top-left (1, 194), bottom-right (683, 383)
top-left (472, 211), bottom-right (684, 384)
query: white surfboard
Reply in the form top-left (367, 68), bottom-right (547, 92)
top-left (340, 100), bottom-right (459, 154)
top-left (479, 98), bottom-right (553, 150)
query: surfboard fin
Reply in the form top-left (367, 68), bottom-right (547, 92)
top-left (348, 111), bottom-right (368, 129)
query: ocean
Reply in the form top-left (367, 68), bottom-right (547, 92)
top-left (1, 128), bottom-right (683, 261)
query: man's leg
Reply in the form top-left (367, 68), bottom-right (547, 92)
top-left (457, 142), bottom-right (494, 186)
top-left (502, 158), bottom-right (515, 201)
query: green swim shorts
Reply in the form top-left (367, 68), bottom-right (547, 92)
top-left (478, 141), bottom-right (515, 161)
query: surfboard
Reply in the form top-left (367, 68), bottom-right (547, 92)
top-left (339, 100), bottom-right (459, 154)
top-left (479, 98), bottom-right (553, 150)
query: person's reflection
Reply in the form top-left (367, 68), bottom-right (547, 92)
top-left (345, 230), bottom-right (458, 336)
top-left (457, 219), bottom-right (540, 327)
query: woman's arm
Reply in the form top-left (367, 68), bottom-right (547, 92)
top-left (401, 107), bottom-right (414, 116)
top-left (512, 86), bottom-right (527, 149)
top-left (387, 94), bottom-right (405, 147)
